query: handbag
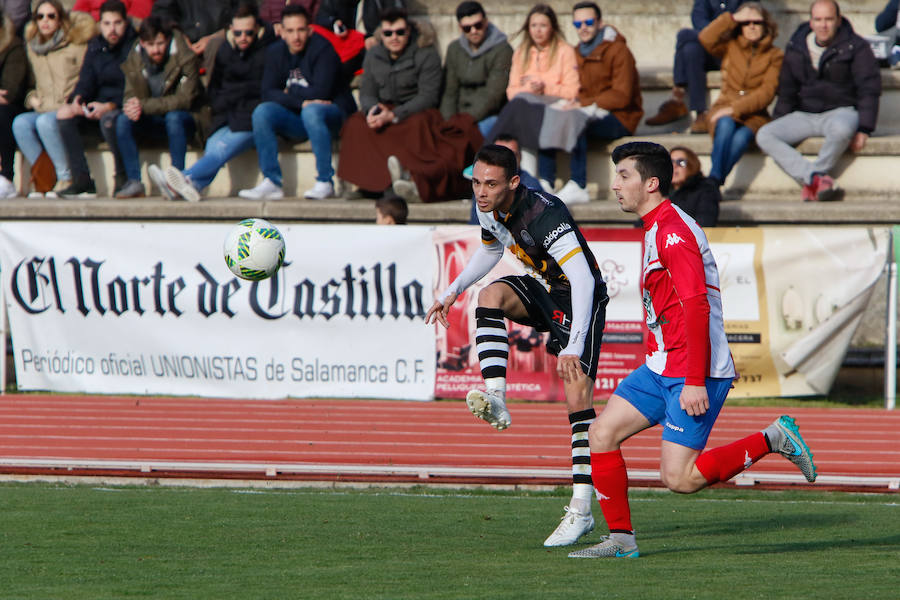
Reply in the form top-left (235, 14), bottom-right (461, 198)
top-left (30, 151), bottom-right (56, 193)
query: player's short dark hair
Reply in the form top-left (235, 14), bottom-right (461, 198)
top-left (232, 1), bottom-right (259, 22)
top-left (376, 193), bottom-right (409, 224)
top-left (612, 141), bottom-right (673, 197)
top-left (99, 0), bottom-right (127, 20)
top-left (474, 144), bottom-right (518, 181)
top-left (282, 4), bottom-right (311, 23)
top-left (456, 1), bottom-right (485, 21)
top-left (380, 6), bottom-right (408, 24)
top-left (572, 1), bottom-right (601, 20)
top-left (138, 15), bottom-right (172, 41)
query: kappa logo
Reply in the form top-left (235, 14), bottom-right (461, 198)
top-left (542, 222), bottom-right (572, 248)
top-left (743, 450), bottom-right (753, 469)
top-left (664, 232), bottom-right (685, 248)
top-left (595, 491), bottom-right (611, 501)
top-left (521, 230), bottom-right (535, 247)
top-left (665, 421), bottom-right (684, 433)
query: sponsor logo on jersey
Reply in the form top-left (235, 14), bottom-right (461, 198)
top-left (542, 222), bottom-right (572, 249)
top-left (520, 230), bottom-right (535, 247)
top-left (664, 232), bottom-right (685, 248)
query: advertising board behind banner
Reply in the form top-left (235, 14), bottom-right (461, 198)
top-left (433, 227), bottom-right (645, 402)
top-left (0, 223), bottom-right (436, 400)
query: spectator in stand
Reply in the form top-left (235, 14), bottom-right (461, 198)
top-left (756, 0), bottom-right (880, 202)
top-left (0, 9), bottom-right (27, 198)
top-left (0, 0), bottom-right (30, 35)
top-left (71, 0), bottom-right (153, 22)
top-left (490, 4), bottom-right (579, 196)
top-left (440, 1), bottom-right (512, 136)
top-left (260, 0), bottom-right (319, 36)
top-left (12, 0), bottom-right (95, 197)
top-left (56, 0), bottom-right (137, 197)
top-left (875, 0), bottom-right (900, 68)
top-left (360, 0), bottom-right (405, 49)
top-left (149, 2), bottom-right (275, 202)
top-left (113, 15), bottom-right (201, 198)
top-left (538, 1), bottom-right (642, 205)
top-left (698, 2), bottom-right (782, 186)
top-left (311, 1), bottom-right (366, 88)
top-left (375, 192), bottom-right (408, 224)
top-left (238, 5), bottom-right (354, 200)
top-left (150, 0), bottom-right (242, 78)
top-left (669, 145), bottom-right (720, 227)
top-left (645, 0), bottom-right (747, 134)
top-left (338, 7), bottom-right (481, 203)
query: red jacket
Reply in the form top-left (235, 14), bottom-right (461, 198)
top-left (72, 0), bottom-right (153, 20)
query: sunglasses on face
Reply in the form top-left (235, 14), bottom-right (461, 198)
top-left (36, 12), bottom-right (58, 20)
top-left (672, 158), bottom-right (688, 168)
top-left (233, 29), bottom-right (255, 37)
top-left (741, 20), bottom-right (764, 27)
top-left (382, 28), bottom-right (407, 37)
top-left (461, 20), bottom-right (485, 33)
top-left (573, 18), bottom-right (595, 29)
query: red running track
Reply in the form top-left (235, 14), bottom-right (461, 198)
top-left (0, 395), bottom-right (898, 491)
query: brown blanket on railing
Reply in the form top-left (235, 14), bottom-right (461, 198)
top-left (338, 109), bottom-right (483, 203)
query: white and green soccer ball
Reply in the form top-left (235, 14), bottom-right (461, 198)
top-left (223, 218), bottom-right (286, 281)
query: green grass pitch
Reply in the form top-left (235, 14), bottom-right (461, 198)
top-left (2, 483), bottom-right (898, 599)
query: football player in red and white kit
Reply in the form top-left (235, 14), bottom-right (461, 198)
top-left (569, 142), bottom-right (818, 559)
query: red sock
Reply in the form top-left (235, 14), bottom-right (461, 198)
top-left (695, 432), bottom-right (770, 485)
top-left (591, 450), bottom-right (632, 533)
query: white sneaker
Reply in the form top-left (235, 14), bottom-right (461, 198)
top-left (0, 175), bottom-right (16, 198)
top-left (392, 179), bottom-right (421, 203)
top-left (148, 164), bottom-right (176, 201)
top-left (387, 155), bottom-right (407, 183)
top-left (465, 389), bottom-right (511, 430)
top-left (544, 505), bottom-right (595, 547)
top-left (539, 178), bottom-right (554, 194)
top-left (239, 177), bottom-right (284, 200)
top-left (304, 180), bottom-right (334, 200)
top-left (164, 165), bottom-right (201, 203)
top-left (556, 179), bottom-right (590, 205)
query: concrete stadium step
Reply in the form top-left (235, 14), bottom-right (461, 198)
top-left (2, 194), bottom-right (899, 226)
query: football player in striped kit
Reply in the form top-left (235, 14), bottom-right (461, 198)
top-left (568, 142), bottom-right (817, 559)
top-left (427, 144), bottom-right (609, 547)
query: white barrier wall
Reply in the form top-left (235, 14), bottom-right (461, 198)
top-left (0, 223), bottom-right (436, 400)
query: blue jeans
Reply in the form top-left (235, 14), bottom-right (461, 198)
top-left (477, 115), bottom-right (498, 137)
top-left (538, 114), bottom-right (630, 187)
top-left (709, 116), bottom-right (754, 183)
top-left (184, 126), bottom-right (255, 190)
top-left (12, 111), bottom-right (70, 180)
top-left (673, 29), bottom-right (720, 113)
top-left (116, 111), bottom-right (195, 181)
top-left (251, 101), bottom-right (345, 186)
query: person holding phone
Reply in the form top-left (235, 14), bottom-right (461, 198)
top-left (56, 0), bottom-right (137, 197)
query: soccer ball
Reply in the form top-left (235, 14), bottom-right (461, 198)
top-left (223, 218), bottom-right (286, 281)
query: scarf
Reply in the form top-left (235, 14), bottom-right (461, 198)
top-left (29, 27), bottom-right (65, 56)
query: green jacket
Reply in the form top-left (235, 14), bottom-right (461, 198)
top-left (439, 23), bottom-right (512, 122)
top-left (120, 33), bottom-right (201, 115)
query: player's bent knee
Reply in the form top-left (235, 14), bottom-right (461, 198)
top-left (476, 283), bottom-right (506, 308)
top-left (587, 420), bottom-right (618, 452)
top-left (660, 466), bottom-right (702, 494)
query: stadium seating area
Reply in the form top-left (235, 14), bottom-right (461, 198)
top-left (5, 0), bottom-right (899, 225)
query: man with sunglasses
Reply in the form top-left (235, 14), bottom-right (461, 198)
top-left (238, 4), bottom-right (355, 200)
top-left (149, 2), bottom-right (276, 202)
top-left (538, 1), bottom-right (642, 206)
top-left (439, 1), bottom-right (512, 136)
top-left (756, 0), bottom-right (880, 203)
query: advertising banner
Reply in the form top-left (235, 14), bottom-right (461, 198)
top-left (0, 223), bottom-right (435, 400)
top-left (433, 227), bottom-right (646, 402)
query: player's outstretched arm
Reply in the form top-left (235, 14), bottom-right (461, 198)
top-left (425, 292), bottom-right (458, 328)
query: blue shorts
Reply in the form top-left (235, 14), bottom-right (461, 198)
top-left (614, 364), bottom-right (733, 450)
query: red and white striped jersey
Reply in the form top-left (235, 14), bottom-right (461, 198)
top-left (640, 199), bottom-right (735, 383)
